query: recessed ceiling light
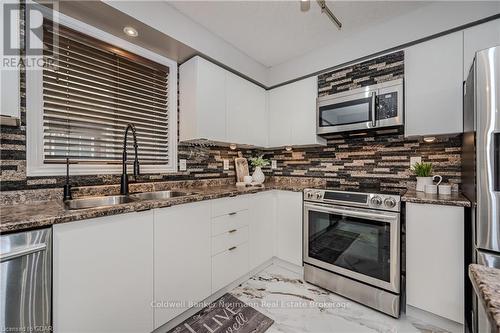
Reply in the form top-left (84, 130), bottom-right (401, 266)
top-left (300, 0), bottom-right (310, 12)
top-left (229, 143), bottom-right (237, 150)
top-left (123, 26), bottom-right (138, 37)
top-left (423, 137), bottom-right (436, 143)
top-left (285, 146), bottom-right (293, 152)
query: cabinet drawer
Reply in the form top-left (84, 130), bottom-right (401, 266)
top-left (211, 209), bottom-right (249, 236)
top-left (212, 242), bottom-right (249, 292)
top-left (211, 196), bottom-right (250, 218)
top-left (212, 226), bottom-right (249, 256)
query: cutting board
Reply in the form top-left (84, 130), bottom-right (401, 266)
top-left (234, 157), bottom-right (250, 183)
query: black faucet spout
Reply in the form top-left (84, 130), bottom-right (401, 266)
top-left (120, 123), bottom-right (140, 195)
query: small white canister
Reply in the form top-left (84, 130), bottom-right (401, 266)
top-left (425, 184), bottom-right (438, 194)
top-left (438, 184), bottom-right (452, 195)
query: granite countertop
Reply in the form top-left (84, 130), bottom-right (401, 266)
top-left (0, 182), bottom-right (320, 233)
top-left (469, 264), bottom-right (500, 332)
top-left (402, 188), bottom-right (471, 207)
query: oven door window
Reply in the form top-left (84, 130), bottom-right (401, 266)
top-left (308, 210), bottom-right (391, 282)
top-left (319, 97), bottom-right (372, 127)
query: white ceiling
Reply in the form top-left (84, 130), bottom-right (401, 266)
top-left (168, 1), bottom-right (431, 67)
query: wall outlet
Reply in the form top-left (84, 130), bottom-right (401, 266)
top-left (179, 159), bottom-right (187, 171)
top-left (271, 160), bottom-right (277, 169)
top-left (410, 156), bottom-right (421, 168)
top-left (223, 159), bottom-right (230, 170)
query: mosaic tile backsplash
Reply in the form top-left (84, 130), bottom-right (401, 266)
top-left (318, 51), bottom-right (404, 96)
top-left (258, 133), bottom-right (462, 190)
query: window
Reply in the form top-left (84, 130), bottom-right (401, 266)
top-left (27, 9), bottom-right (177, 176)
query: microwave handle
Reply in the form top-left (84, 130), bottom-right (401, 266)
top-left (371, 92), bottom-right (376, 127)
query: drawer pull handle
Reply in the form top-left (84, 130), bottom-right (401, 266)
top-left (228, 229), bottom-right (237, 233)
top-left (228, 212), bottom-right (237, 216)
top-left (228, 246), bottom-right (237, 251)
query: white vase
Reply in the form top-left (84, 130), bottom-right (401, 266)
top-left (252, 166), bottom-right (265, 184)
top-left (416, 177), bottom-right (433, 192)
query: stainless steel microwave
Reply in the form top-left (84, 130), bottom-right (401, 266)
top-left (316, 78), bottom-right (404, 135)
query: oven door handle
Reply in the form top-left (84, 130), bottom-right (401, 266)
top-left (304, 202), bottom-right (398, 222)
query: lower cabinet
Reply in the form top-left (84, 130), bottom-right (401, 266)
top-left (154, 201), bottom-right (212, 329)
top-left (249, 191), bottom-right (276, 269)
top-left (53, 211), bottom-right (154, 333)
top-left (52, 190), bottom-right (305, 331)
top-left (210, 197), bottom-right (250, 292)
top-left (406, 203), bottom-right (464, 324)
top-left (212, 242), bottom-right (250, 292)
top-left (275, 191), bottom-right (303, 266)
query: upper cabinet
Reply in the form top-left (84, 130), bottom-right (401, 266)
top-left (463, 19), bottom-right (500, 78)
top-left (0, 0), bottom-right (20, 124)
top-left (179, 57), bottom-right (227, 143)
top-left (180, 56), bottom-right (324, 148)
top-left (226, 71), bottom-right (268, 147)
top-left (404, 31), bottom-right (464, 137)
top-left (179, 56), bottom-right (267, 147)
top-left (268, 77), bottom-right (326, 147)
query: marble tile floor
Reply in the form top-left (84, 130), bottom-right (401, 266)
top-left (230, 264), bottom-right (452, 333)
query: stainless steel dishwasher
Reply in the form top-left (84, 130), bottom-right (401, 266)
top-left (1, 228), bottom-right (52, 332)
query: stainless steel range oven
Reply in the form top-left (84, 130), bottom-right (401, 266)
top-left (303, 188), bottom-right (401, 317)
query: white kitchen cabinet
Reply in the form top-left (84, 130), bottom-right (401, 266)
top-left (405, 32), bottom-right (463, 137)
top-left (153, 202), bottom-right (212, 329)
top-left (0, 0), bottom-right (20, 123)
top-left (180, 56), bottom-right (267, 147)
top-left (53, 211), bottom-right (154, 333)
top-left (179, 56), bottom-right (227, 142)
top-left (406, 203), bottom-right (464, 323)
top-left (212, 242), bottom-right (250, 292)
top-left (463, 19), bottom-right (500, 78)
top-left (210, 195), bottom-right (250, 292)
top-left (268, 77), bottom-right (326, 147)
top-left (275, 190), bottom-right (303, 266)
top-left (226, 71), bottom-right (268, 147)
top-left (249, 192), bottom-right (276, 269)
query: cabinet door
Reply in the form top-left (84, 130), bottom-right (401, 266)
top-left (53, 211), bottom-right (154, 333)
top-left (405, 32), bottom-right (463, 137)
top-left (463, 19), bottom-right (500, 78)
top-left (226, 72), bottom-right (267, 146)
top-left (249, 192), bottom-right (276, 269)
top-left (197, 58), bottom-right (227, 141)
top-left (406, 203), bottom-right (464, 323)
top-left (268, 85), bottom-right (293, 147)
top-left (212, 242), bottom-right (249, 292)
top-left (226, 72), bottom-right (250, 145)
top-left (247, 83), bottom-right (268, 147)
top-left (154, 202), bottom-right (211, 329)
top-left (268, 77), bottom-right (325, 147)
top-left (179, 56), bottom-right (226, 142)
top-left (275, 191), bottom-right (303, 266)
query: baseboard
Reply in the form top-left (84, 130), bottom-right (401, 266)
top-left (406, 305), bottom-right (464, 333)
top-left (271, 257), bottom-right (304, 275)
top-left (153, 258), bottom-right (275, 333)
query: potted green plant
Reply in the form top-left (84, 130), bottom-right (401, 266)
top-left (249, 156), bottom-right (270, 184)
top-left (411, 162), bottom-right (437, 191)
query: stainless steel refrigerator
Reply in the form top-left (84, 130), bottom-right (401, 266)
top-left (462, 45), bottom-right (500, 333)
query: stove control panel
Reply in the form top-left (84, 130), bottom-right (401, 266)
top-left (303, 189), bottom-right (401, 212)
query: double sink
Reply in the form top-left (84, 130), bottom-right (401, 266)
top-left (64, 190), bottom-right (198, 210)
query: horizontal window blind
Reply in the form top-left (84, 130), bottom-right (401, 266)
top-left (42, 20), bottom-right (170, 165)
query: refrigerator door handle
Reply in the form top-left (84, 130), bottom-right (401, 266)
top-left (495, 132), bottom-right (499, 192)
